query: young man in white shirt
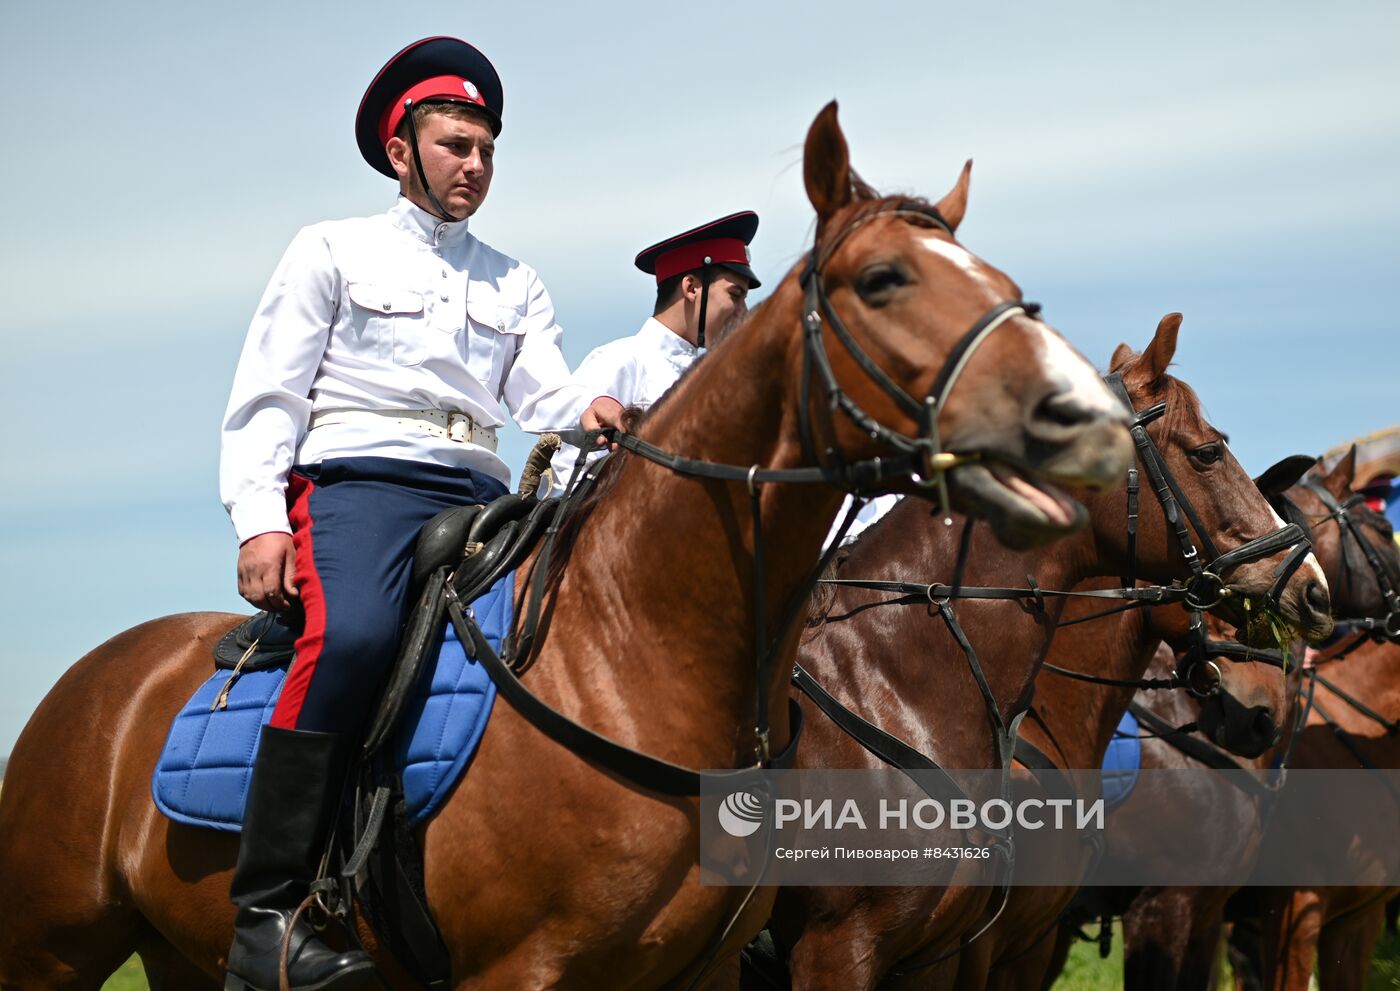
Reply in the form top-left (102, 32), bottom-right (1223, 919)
top-left (218, 37), bottom-right (618, 990)
top-left (551, 211), bottom-right (760, 487)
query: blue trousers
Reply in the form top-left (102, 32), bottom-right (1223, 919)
top-left (269, 456), bottom-right (506, 736)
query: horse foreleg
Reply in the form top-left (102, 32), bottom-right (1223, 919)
top-left (1256, 888), bottom-right (1324, 991)
top-left (984, 925), bottom-right (1061, 991)
top-left (1315, 901), bottom-right (1385, 991)
top-left (0, 756), bottom-right (148, 991)
top-left (1122, 889), bottom-right (1191, 991)
top-left (1036, 924), bottom-right (1075, 991)
top-left (1122, 887), bottom-right (1226, 991)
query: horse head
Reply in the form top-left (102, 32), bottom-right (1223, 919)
top-left (1260, 447), bottom-right (1400, 631)
top-left (1103, 309), bottom-right (1332, 649)
top-left (797, 103), bottom-right (1132, 549)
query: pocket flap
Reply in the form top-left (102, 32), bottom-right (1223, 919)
top-left (466, 287), bottom-right (527, 335)
top-left (348, 283), bottom-right (425, 315)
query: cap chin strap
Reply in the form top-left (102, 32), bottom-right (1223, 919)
top-left (695, 261), bottom-right (712, 350)
top-left (403, 98), bottom-right (462, 224)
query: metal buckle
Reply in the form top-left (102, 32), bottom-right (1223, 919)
top-left (1184, 658), bottom-right (1223, 698)
top-left (1184, 572), bottom-right (1228, 611)
top-left (446, 411), bottom-right (473, 443)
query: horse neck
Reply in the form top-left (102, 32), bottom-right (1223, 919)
top-left (563, 280), bottom-right (846, 748)
top-left (803, 504), bottom-right (1106, 761)
top-left (1034, 594), bottom-right (1160, 766)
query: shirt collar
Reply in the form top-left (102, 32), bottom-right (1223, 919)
top-left (388, 195), bottom-right (472, 248)
top-left (638, 317), bottom-right (698, 358)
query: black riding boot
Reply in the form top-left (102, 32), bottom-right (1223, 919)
top-left (225, 725), bottom-right (376, 991)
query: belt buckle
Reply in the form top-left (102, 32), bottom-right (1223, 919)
top-left (446, 411), bottom-right (472, 443)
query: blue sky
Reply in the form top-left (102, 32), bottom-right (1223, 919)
top-left (2, 2), bottom-right (1398, 753)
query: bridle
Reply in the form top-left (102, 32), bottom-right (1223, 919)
top-left (797, 202), bottom-right (1042, 519)
top-left (1103, 373), bottom-right (1311, 695)
top-left (1299, 478), bottom-right (1400, 640)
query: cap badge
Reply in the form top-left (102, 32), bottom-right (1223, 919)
top-left (462, 79), bottom-right (480, 100)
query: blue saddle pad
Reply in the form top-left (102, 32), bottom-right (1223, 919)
top-left (1101, 711), bottom-right (1142, 811)
top-left (152, 572), bottom-right (513, 832)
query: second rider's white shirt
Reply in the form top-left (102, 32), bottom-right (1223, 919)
top-left (550, 317), bottom-right (700, 489)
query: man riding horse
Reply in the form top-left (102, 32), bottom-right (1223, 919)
top-left (218, 36), bottom-right (620, 991)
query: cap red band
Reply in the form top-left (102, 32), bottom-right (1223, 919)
top-left (379, 74), bottom-right (488, 146)
top-left (652, 237), bottom-right (750, 284)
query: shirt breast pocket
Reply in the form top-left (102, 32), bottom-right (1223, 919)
top-left (346, 283), bottom-right (428, 366)
top-left (465, 292), bottom-right (528, 391)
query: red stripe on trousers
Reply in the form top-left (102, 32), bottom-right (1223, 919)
top-left (270, 472), bottom-right (326, 730)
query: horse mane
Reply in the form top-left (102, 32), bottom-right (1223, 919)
top-left (540, 405), bottom-right (646, 588)
top-left (802, 548), bottom-right (849, 636)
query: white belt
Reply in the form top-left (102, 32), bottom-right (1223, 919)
top-left (307, 407), bottom-right (499, 453)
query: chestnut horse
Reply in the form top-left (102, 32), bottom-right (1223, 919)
top-left (945, 359), bottom-right (1328, 991)
top-left (953, 571), bottom-right (1306, 991)
top-left (1237, 637), bottom-right (1400, 991)
top-left (755, 313), bottom-right (1331, 991)
top-left (0, 105), bottom-right (1133, 991)
top-left (1055, 449), bottom-right (1399, 991)
top-left (1225, 450), bottom-right (1400, 991)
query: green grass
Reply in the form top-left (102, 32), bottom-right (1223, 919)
top-left (101, 957), bottom-right (147, 991)
top-left (97, 923), bottom-right (1400, 990)
top-left (1056, 921), bottom-right (1125, 991)
top-left (1366, 925), bottom-right (1400, 991)
top-left (1051, 921), bottom-right (1400, 991)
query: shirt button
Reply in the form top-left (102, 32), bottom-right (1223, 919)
top-left (440, 294), bottom-right (449, 302)
top-left (381, 302), bottom-right (391, 311)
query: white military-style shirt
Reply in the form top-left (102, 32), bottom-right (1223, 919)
top-left (550, 316), bottom-right (700, 489)
top-left (825, 493), bottom-right (904, 550)
top-left (221, 196), bottom-right (585, 543)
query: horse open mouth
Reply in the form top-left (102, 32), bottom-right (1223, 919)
top-left (952, 462), bottom-right (1089, 548)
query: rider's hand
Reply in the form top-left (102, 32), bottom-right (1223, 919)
top-left (581, 396), bottom-right (626, 451)
top-left (237, 532), bottom-right (298, 612)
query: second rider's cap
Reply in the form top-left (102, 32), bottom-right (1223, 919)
top-left (635, 211), bottom-right (761, 289)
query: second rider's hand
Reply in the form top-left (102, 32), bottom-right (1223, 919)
top-left (581, 396), bottom-right (626, 451)
top-left (237, 532), bottom-right (298, 612)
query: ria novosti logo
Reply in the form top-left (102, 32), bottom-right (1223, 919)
top-left (717, 791), bottom-right (767, 837)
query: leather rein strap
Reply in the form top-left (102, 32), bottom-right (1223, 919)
top-left (446, 584), bottom-right (805, 795)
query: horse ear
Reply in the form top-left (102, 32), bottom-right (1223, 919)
top-left (804, 101), bottom-right (852, 228)
top-left (1109, 342), bottom-right (1136, 372)
top-left (933, 160), bottom-right (973, 233)
top-left (1137, 312), bottom-right (1183, 385)
top-left (1320, 444), bottom-right (1359, 494)
top-left (1254, 455), bottom-right (1319, 497)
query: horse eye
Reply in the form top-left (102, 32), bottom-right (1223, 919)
top-left (856, 263), bottom-right (908, 305)
top-left (1192, 444), bottom-right (1223, 466)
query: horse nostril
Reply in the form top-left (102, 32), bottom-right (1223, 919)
top-left (1305, 580), bottom-right (1330, 617)
top-left (1251, 708), bottom-right (1278, 745)
top-left (1031, 390), bottom-right (1097, 430)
